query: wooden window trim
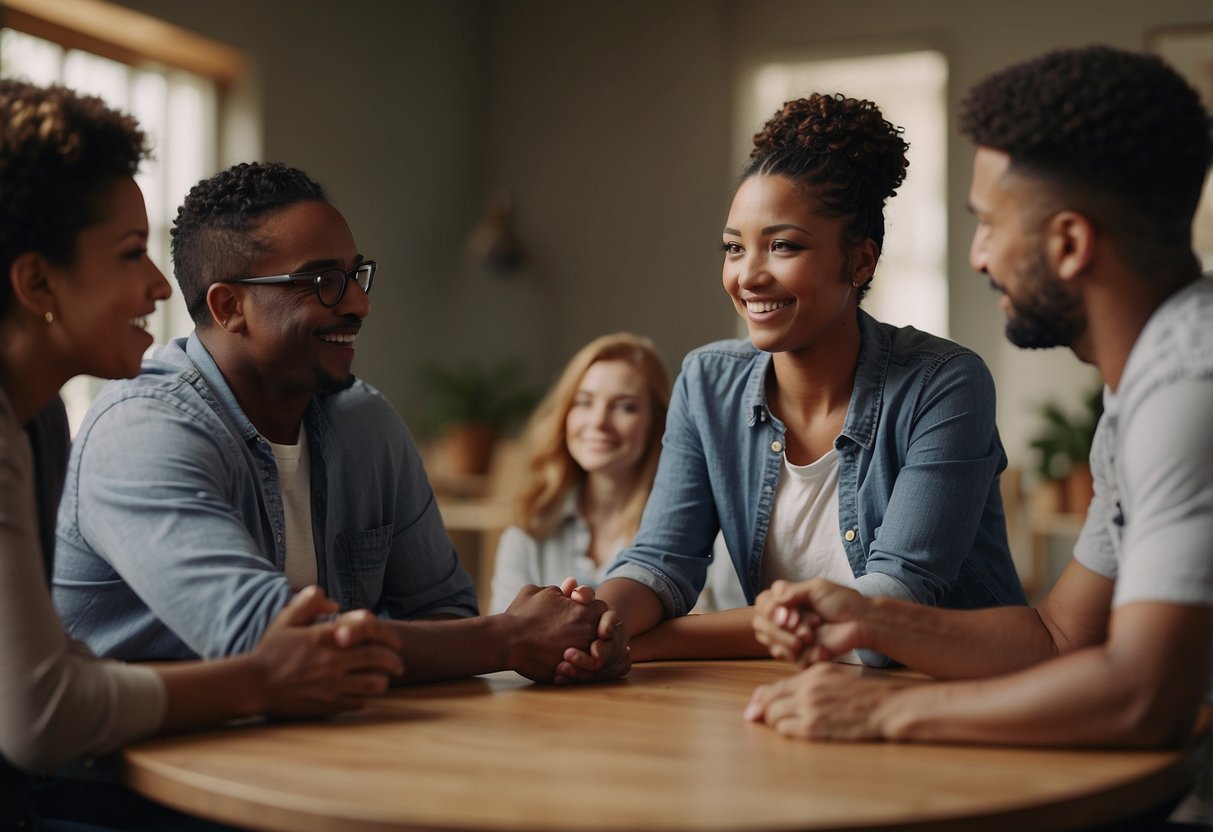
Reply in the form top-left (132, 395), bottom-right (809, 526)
top-left (1, 0), bottom-right (247, 85)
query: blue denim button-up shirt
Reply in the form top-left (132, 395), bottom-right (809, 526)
top-left (53, 334), bottom-right (476, 661)
top-left (607, 311), bottom-right (1026, 625)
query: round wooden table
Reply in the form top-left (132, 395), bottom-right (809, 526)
top-left (122, 660), bottom-right (1206, 831)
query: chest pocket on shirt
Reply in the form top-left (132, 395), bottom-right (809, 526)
top-left (334, 523), bottom-right (394, 610)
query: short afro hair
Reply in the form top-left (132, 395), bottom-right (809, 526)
top-left (742, 93), bottom-right (910, 302)
top-left (960, 45), bottom-right (1213, 234)
top-left (171, 161), bottom-right (327, 325)
top-left (0, 80), bottom-right (148, 318)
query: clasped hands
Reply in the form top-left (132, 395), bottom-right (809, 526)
top-left (744, 578), bottom-right (910, 741)
top-left (503, 576), bottom-right (632, 685)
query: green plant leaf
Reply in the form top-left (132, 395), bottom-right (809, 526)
top-left (416, 359), bottom-right (540, 437)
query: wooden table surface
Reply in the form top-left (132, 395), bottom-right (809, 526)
top-left (122, 660), bottom-right (1207, 832)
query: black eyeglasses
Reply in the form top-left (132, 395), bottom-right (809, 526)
top-left (227, 261), bottom-right (376, 308)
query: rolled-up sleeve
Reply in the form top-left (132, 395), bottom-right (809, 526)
top-left (606, 365), bottom-right (721, 618)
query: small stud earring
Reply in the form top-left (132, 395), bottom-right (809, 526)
top-left (850, 281), bottom-right (861, 288)
top-left (44, 311), bottom-right (54, 324)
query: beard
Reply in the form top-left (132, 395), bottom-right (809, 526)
top-left (313, 364), bottom-right (356, 396)
top-left (1002, 247), bottom-right (1086, 350)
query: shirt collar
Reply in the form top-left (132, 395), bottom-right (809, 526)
top-left (740, 310), bottom-right (887, 450)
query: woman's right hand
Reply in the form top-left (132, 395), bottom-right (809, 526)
top-left (248, 586), bottom-right (405, 718)
top-left (753, 579), bottom-right (868, 667)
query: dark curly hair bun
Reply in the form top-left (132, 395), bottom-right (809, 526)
top-left (750, 93), bottom-right (909, 204)
top-left (742, 93), bottom-right (910, 299)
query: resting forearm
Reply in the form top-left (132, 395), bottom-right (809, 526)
top-left (156, 658), bottom-right (263, 731)
top-left (879, 645), bottom-right (1199, 748)
top-left (595, 578), bottom-right (666, 637)
top-left (390, 616), bottom-right (511, 684)
top-left (632, 607), bottom-right (765, 662)
top-left (864, 597), bottom-right (1057, 680)
top-left (881, 602), bottom-right (1213, 747)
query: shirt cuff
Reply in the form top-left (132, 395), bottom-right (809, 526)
top-left (604, 562), bottom-right (684, 618)
top-left (849, 572), bottom-right (915, 668)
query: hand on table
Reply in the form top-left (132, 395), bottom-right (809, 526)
top-left (553, 577), bottom-right (632, 685)
top-left (742, 662), bottom-right (917, 741)
top-left (753, 578), bottom-right (870, 667)
top-left (501, 581), bottom-right (610, 683)
top-left (250, 586), bottom-right (405, 718)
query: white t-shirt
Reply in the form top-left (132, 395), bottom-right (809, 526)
top-left (760, 447), bottom-right (853, 588)
top-left (761, 447), bottom-right (859, 663)
top-left (269, 428), bottom-right (317, 591)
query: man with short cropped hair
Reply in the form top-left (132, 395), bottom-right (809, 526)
top-left (747, 45), bottom-right (1213, 822)
top-left (54, 161), bottom-right (628, 684)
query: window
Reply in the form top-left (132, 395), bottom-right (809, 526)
top-left (736, 50), bottom-right (949, 337)
top-left (0, 0), bottom-right (249, 431)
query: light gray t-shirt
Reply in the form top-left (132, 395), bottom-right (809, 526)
top-left (1070, 277), bottom-right (1213, 825)
top-left (1073, 277), bottom-right (1213, 610)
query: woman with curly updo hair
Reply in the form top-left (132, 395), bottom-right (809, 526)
top-left (562, 94), bottom-right (1026, 675)
top-left (0, 80), bottom-right (401, 830)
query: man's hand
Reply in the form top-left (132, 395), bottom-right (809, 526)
top-left (501, 583), bottom-right (609, 683)
top-left (552, 578), bottom-right (632, 684)
top-left (753, 578), bottom-right (870, 666)
top-left (742, 663), bottom-right (917, 741)
top-left (250, 586), bottom-right (405, 717)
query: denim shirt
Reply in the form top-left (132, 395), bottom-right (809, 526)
top-left (53, 334), bottom-right (477, 661)
top-left (607, 311), bottom-right (1026, 626)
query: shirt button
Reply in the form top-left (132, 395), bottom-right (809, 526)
top-left (844, 529), bottom-right (856, 542)
top-left (770, 441), bottom-right (783, 453)
top-left (276, 533), bottom-right (283, 544)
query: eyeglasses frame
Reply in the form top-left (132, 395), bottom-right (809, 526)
top-left (225, 260), bottom-right (377, 308)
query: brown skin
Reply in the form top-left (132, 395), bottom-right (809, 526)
top-left (199, 200), bottom-right (630, 684)
top-left (561, 174), bottom-right (878, 679)
top-left (1, 178), bottom-right (404, 732)
top-left (746, 148), bottom-right (1212, 748)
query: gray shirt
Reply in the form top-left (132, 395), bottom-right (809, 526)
top-left (1074, 277), bottom-right (1213, 611)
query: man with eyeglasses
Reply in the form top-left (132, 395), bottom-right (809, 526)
top-left (53, 162), bottom-right (629, 685)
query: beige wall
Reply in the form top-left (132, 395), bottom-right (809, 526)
top-left (116, 0), bottom-right (1213, 465)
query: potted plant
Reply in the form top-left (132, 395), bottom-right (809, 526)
top-left (417, 359), bottom-right (539, 477)
top-left (1028, 384), bottom-right (1104, 515)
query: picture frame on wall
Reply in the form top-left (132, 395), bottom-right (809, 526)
top-left (1149, 24), bottom-right (1213, 268)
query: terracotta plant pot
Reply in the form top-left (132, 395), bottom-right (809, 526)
top-left (440, 423), bottom-right (499, 476)
top-left (1063, 464), bottom-right (1094, 515)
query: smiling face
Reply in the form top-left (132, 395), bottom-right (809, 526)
top-left (46, 176), bottom-right (172, 380)
top-left (235, 200), bottom-right (369, 397)
top-left (721, 175), bottom-right (869, 356)
top-left (968, 147), bottom-right (1086, 350)
top-left (564, 359), bottom-right (654, 480)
